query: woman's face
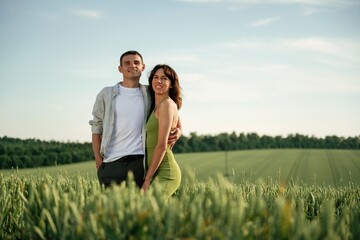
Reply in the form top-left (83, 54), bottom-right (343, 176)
top-left (152, 68), bottom-right (171, 95)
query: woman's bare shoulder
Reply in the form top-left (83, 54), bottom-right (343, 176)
top-left (158, 98), bottom-right (175, 109)
top-left (166, 98), bottom-right (178, 111)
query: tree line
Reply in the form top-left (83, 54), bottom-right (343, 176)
top-left (0, 133), bottom-right (359, 169)
top-left (0, 136), bottom-right (93, 169)
top-left (172, 132), bottom-right (360, 153)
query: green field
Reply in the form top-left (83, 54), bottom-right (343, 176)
top-left (1, 149), bottom-right (360, 239)
top-left (177, 149), bottom-right (360, 186)
top-left (2, 149), bottom-right (359, 186)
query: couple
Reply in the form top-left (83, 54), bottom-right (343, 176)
top-left (89, 50), bottom-right (182, 199)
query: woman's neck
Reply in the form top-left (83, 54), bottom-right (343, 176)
top-left (155, 94), bottom-right (169, 106)
top-left (155, 95), bottom-right (169, 109)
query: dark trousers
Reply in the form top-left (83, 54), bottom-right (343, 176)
top-left (97, 155), bottom-right (145, 188)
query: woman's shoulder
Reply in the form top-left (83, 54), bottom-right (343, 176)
top-left (165, 97), bottom-right (177, 109)
top-left (158, 97), bottom-right (177, 112)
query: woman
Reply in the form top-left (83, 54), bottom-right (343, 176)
top-left (141, 64), bottom-right (182, 199)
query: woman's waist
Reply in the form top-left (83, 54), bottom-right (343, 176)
top-left (146, 146), bottom-right (172, 150)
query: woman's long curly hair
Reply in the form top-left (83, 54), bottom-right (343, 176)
top-left (148, 64), bottom-right (182, 111)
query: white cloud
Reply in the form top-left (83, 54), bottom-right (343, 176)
top-left (175, 0), bottom-right (360, 7)
top-left (283, 38), bottom-right (360, 64)
top-left (176, 0), bottom-right (222, 2)
top-left (217, 37), bottom-right (360, 67)
top-left (149, 54), bottom-right (202, 66)
top-left (217, 38), bottom-right (273, 51)
top-left (69, 9), bottom-right (101, 19)
top-left (301, 7), bottom-right (315, 15)
top-left (288, 0), bottom-right (360, 7)
top-left (284, 38), bottom-right (338, 54)
top-left (166, 37), bottom-right (360, 108)
top-left (250, 16), bottom-right (280, 27)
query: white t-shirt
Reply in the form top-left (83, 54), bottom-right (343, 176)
top-left (103, 84), bottom-right (145, 163)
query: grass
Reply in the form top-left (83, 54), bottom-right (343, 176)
top-left (1, 171), bottom-right (359, 239)
top-left (1, 149), bottom-right (360, 239)
top-left (1, 149), bottom-right (359, 186)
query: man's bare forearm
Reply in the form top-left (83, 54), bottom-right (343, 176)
top-left (92, 133), bottom-right (103, 169)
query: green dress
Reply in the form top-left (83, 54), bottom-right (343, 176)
top-left (146, 111), bottom-right (181, 199)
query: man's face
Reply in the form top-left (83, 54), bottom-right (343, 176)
top-left (118, 54), bottom-right (145, 80)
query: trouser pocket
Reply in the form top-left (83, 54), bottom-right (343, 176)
top-left (97, 163), bottom-right (104, 180)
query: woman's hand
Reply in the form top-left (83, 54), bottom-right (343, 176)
top-left (141, 179), bottom-right (151, 192)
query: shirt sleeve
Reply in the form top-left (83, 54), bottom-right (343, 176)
top-left (89, 89), bottom-right (105, 134)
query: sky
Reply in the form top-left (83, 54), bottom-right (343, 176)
top-left (0, 0), bottom-right (359, 142)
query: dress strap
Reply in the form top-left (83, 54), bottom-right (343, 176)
top-left (154, 97), bottom-right (170, 112)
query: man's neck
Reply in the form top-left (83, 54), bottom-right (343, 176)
top-left (120, 80), bottom-right (140, 88)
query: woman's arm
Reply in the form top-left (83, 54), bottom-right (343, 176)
top-left (142, 101), bottom-right (177, 192)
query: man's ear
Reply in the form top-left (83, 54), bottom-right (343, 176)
top-left (118, 65), bottom-right (122, 73)
top-left (142, 64), bottom-right (146, 71)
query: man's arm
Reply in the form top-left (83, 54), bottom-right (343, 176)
top-left (89, 89), bottom-right (105, 169)
top-left (92, 133), bottom-right (103, 169)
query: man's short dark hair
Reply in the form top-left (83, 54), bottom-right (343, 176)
top-left (120, 50), bottom-right (143, 65)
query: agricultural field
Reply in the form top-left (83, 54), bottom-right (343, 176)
top-left (1, 149), bottom-right (359, 239)
top-left (177, 149), bottom-right (360, 187)
top-left (2, 149), bottom-right (359, 186)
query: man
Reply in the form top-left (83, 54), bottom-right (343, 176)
top-left (89, 50), bottom-right (181, 188)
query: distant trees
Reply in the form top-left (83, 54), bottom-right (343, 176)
top-left (172, 132), bottom-right (360, 153)
top-left (0, 133), bottom-right (359, 169)
top-left (0, 136), bottom-right (92, 169)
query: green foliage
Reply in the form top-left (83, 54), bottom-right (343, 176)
top-left (173, 132), bottom-right (360, 153)
top-left (1, 172), bottom-right (359, 239)
top-left (1, 133), bottom-right (359, 169)
top-left (0, 136), bottom-right (92, 169)
top-left (1, 149), bottom-right (359, 187)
